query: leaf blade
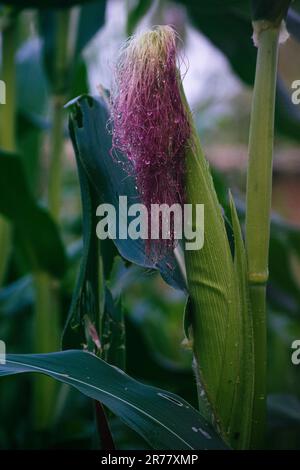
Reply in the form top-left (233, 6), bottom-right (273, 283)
top-left (67, 94), bottom-right (187, 291)
top-left (0, 350), bottom-right (228, 450)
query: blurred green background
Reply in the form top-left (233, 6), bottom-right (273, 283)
top-left (0, 0), bottom-right (300, 449)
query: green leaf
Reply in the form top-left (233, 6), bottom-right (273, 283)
top-left (39, 1), bottom-right (106, 91)
top-left (62, 145), bottom-right (101, 348)
top-left (74, 0), bottom-right (106, 58)
top-left (67, 94), bottom-right (186, 292)
top-left (64, 93), bottom-right (186, 349)
top-left (228, 193), bottom-right (254, 449)
top-left (251, 0), bottom-right (292, 23)
top-left (0, 151), bottom-right (66, 278)
top-left (101, 287), bottom-right (126, 370)
top-left (126, 315), bottom-right (197, 407)
top-left (127, 0), bottom-right (153, 36)
top-left (183, 100), bottom-right (241, 445)
top-left (174, 0), bottom-right (300, 142)
top-left (174, 0), bottom-right (256, 84)
top-left (16, 38), bottom-right (49, 122)
top-left (0, 275), bottom-right (33, 316)
top-left (0, 350), bottom-right (228, 450)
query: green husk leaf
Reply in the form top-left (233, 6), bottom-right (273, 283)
top-left (228, 192), bottom-right (254, 449)
top-left (182, 99), bottom-right (240, 445)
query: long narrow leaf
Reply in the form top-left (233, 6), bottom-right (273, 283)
top-left (0, 350), bottom-right (227, 450)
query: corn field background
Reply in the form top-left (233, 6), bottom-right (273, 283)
top-left (0, 0), bottom-right (300, 451)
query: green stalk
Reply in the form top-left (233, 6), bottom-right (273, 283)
top-left (34, 272), bottom-right (60, 428)
top-left (48, 95), bottom-right (65, 220)
top-left (48, 9), bottom-right (72, 220)
top-left (34, 9), bottom-right (72, 428)
top-left (245, 24), bottom-right (280, 449)
top-left (0, 12), bottom-right (17, 285)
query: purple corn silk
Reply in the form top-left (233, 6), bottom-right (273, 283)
top-left (110, 26), bottom-right (190, 260)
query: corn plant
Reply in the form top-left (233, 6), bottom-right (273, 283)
top-left (0, 0), bottom-right (299, 451)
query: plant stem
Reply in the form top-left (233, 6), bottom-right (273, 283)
top-left (245, 24), bottom-right (280, 449)
top-left (0, 12), bottom-right (17, 285)
top-left (34, 10), bottom-right (72, 428)
top-left (48, 95), bottom-right (65, 220)
top-left (34, 271), bottom-right (60, 428)
top-left (48, 9), bottom-right (71, 220)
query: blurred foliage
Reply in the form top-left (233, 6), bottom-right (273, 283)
top-left (0, 0), bottom-right (299, 450)
top-left (126, 0), bottom-right (152, 36)
top-left (251, 0), bottom-right (292, 22)
top-left (2, 0), bottom-right (94, 8)
top-left (174, 0), bottom-right (300, 142)
top-left (0, 151), bottom-right (66, 278)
